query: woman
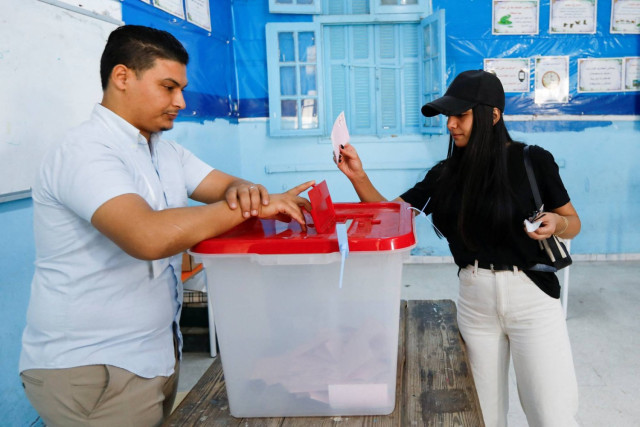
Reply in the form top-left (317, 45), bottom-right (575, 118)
top-left (336, 70), bottom-right (580, 427)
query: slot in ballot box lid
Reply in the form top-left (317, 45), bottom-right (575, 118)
top-left (191, 181), bottom-right (415, 255)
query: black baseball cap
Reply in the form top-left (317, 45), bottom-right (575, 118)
top-left (421, 70), bottom-right (505, 117)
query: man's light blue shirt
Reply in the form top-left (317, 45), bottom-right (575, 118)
top-left (20, 104), bottom-right (213, 378)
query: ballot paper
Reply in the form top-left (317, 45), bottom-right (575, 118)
top-left (331, 111), bottom-right (350, 162)
top-left (524, 205), bottom-right (544, 232)
top-left (250, 318), bottom-right (393, 407)
top-left (524, 218), bottom-right (542, 232)
top-left (328, 383), bottom-right (389, 409)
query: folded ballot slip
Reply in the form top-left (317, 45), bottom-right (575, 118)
top-left (524, 218), bottom-right (542, 232)
top-left (524, 206), bottom-right (544, 232)
top-left (331, 111), bottom-right (350, 161)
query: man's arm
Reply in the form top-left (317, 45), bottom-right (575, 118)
top-left (91, 180), bottom-right (314, 261)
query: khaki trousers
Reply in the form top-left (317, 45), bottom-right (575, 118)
top-left (20, 356), bottom-right (179, 427)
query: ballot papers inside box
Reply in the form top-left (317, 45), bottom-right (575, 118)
top-left (190, 181), bottom-right (415, 418)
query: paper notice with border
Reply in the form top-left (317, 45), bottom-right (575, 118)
top-left (550, 0), bottom-right (597, 34)
top-left (624, 57), bottom-right (640, 91)
top-left (493, 0), bottom-right (540, 35)
top-left (578, 58), bottom-right (624, 93)
top-left (484, 58), bottom-right (531, 92)
top-left (611, 0), bottom-right (640, 34)
top-left (534, 56), bottom-right (570, 104)
top-left (152, 0), bottom-right (185, 19)
top-left (185, 0), bottom-right (211, 31)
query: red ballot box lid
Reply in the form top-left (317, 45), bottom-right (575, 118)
top-left (191, 181), bottom-right (416, 255)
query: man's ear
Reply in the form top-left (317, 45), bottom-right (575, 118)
top-left (492, 107), bottom-right (501, 125)
top-left (109, 64), bottom-right (130, 91)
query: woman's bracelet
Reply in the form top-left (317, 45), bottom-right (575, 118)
top-left (554, 215), bottom-right (569, 236)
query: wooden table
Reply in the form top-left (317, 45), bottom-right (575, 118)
top-left (165, 300), bottom-right (484, 426)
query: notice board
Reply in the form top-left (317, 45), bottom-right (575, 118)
top-left (0, 0), bottom-right (120, 201)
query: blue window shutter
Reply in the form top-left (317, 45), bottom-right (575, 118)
top-left (404, 62), bottom-right (420, 129)
top-left (324, 22), bottom-right (424, 137)
top-left (325, 24), bottom-right (375, 136)
top-left (350, 26), bottom-right (375, 135)
top-left (376, 25), bottom-right (400, 136)
top-left (352, 0), bottom-right (369, 14)
top-left (325, 0), bottom-right (369, 14)
top-left (353, 66), bottom-right (374, 133)
top-left (266, 22), bottom-right (323, 137)
top-left (420, 9), bottom-right (447, 135)
top-left (401, 24), bottom-right (420, 131)
top-left (325, 26), bottom-right (348, 128)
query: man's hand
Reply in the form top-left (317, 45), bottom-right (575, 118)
top-left (258, 180), bottom-right (315, 231)
top-left (225, 182), bottom-right (269, 218)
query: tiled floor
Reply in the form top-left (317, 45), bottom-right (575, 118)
top-left (176, 260), bottom-right (640, 426)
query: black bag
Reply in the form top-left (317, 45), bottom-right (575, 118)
top-left (523, 146), bottom-right (572, 272)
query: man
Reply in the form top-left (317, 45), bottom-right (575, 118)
top-left (19, 25), bottom-right (312, 426)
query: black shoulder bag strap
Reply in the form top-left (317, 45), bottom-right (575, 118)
top-left (523, 145), bottom-right (572, 272)
top-left (523, 145), bottom-right (542, 211)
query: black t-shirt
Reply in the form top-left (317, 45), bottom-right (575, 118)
top-left (400, 142), bottom-right (570, 298)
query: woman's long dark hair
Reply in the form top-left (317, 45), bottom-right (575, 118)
top-left (432, 104), bottom-right (515, 250)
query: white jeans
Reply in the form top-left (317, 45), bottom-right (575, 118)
top-left (457, 264), bottom-right (579, 427)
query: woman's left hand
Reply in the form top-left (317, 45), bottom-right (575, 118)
top-left (525, 212), bottom-right (557, 240)
top-left (524, 202), bottom-right (581, 241)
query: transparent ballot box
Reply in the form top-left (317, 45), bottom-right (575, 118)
top-left (190, 181), bottom-right (415, 418)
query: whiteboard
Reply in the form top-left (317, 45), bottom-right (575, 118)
top-left (0, 0), bottom-right (120, 200)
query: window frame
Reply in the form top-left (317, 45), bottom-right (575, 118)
top-left (371, 0), bottom-right (429, 15)
top-left (269, 0), bottom-right (322, 14)
top-left (270, 0), bottom-right (430, 15)
top-left (419, 9), bottom-right (447, 135)
top-left (266, 22), bottom-right (325, 137)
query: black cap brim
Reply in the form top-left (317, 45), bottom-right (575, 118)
top-left (421, 95), bottom-right (477, 117)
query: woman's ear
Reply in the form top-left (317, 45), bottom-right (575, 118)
top-left (492, 107), bottom-right (501, 126)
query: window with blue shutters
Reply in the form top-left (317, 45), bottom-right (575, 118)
top-left (266, 3), bottom-right (445, 138)
top-left (323, 23), bottom-right (421, 137)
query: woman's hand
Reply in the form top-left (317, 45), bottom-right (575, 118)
top-left (524, 202), bottom-right (581, 241)
top-left (258, 180), bottom-right (315, 231)
top-left (334, 144), bottom-right (365, 181)
top-left (333, 144), bottom-right (387, 203)
top-left (525, 212), bottom-right (559, 240)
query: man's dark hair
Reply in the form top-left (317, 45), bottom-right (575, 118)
top-left (100, 25), bottom-right (189, 90)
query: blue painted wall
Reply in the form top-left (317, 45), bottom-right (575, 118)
top-left (169, 118), bottom-right (640, 257)
top-left (0, 199), bottom-right (40, 425)
top-left (2, 0), bottom-right (638, 425)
